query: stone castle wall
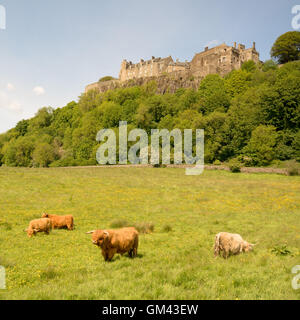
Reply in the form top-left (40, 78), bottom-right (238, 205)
top-left (85, 42), bottom-right (259, 94)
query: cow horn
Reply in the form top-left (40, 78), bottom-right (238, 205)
top-left (104, 231), bottom-right (109, 236)
top-left (86, 230), bottom-right (95, 234)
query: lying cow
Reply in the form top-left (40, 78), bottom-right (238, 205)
top-left (86, 227), bottom-right (139, 262)
top-left (42, 213), bottom-right (74, 230)
top-left (25, 218), bottom-right (52, 238)
top-left (214, 232), bottom-right (255, 259)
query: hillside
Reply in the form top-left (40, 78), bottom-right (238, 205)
top-left (0, 60), bottom-right (299, 168)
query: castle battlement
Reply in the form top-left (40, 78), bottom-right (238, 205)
top-left (85, 42), bottom-right (259, 93)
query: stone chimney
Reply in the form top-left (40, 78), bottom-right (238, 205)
top-left (205, 47), bottom-right (208, 51)
top-left (234, 42), bottom-right (236, 49)
top-left (252, 42), bottom-right (256, 50)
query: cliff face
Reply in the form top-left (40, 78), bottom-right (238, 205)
top-left (85, 72), bottom-right (203, 94)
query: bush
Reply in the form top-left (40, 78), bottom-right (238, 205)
top-left (99, 76), bottom-right (115, 82)
top-left (228, 158), bottom-right (242, 173)
top-left (271, 245), bottom-right (292, 256)
top-left (286, 160), bottom-right (300, 176)
top-left (33, 143), bottom-right (56, 167)
top-left (237, 155), bottom-right (253, 167)
top-left (213, 160), bottom-right (221, 166)
top-left (133, 222), bottom-right (154, 234)
top-left (162, 224), bottom-right (172, 233)
top-left (243, 125), bottom-right (278, 166)
top-left (40, 265), bottom-right (59, 279)
top-left (110, 219), bottom-right (129, 229)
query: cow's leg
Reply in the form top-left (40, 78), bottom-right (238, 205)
top-left (107, 250), bottom-right (116, 262)
top-left (132, 238), bottom-right (138, 258)
top-left (101, 250), bottom-right (108, 261)
top-left (133, 247), bottom-right (137, 257)
top-left (128, 249), bottom-right (133, 258)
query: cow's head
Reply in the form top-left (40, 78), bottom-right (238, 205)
top-left (42, 213), bottom-right (49, 218)
top-left (86, 230), bottom-right (110, 247)
top-left (26, 228), bottom-right (35, 238)
top-left (243, 241), bottom-right (255, 252)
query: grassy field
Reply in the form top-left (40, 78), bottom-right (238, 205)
top-left (0, 167), bottom-right (299, 300)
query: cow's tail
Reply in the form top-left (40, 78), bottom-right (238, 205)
top-left (214, 233), bottom-right (221, 258)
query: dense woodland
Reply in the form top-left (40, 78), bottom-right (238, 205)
top-left (0, 57), bottom-right (300, 168)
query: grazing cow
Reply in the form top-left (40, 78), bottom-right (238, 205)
top-left (25, 218), bottom-right (52, 238)
top-left (42, 213), bottom-right (74, 230)
top-left (214, 232), bottom-right (255, 259)
top-left (86, 227), bottom-right (139, 262)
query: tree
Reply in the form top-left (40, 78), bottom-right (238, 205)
top-left (225, 69), bottom-right (252, 98)
top-left (198, 74), bottom-right (230, 114)
top-left (271, 31), bottom-right (300, 64)
top-left (262, 60), bottom-right (278, 72)
top-left (33, 143), bottom-right (56, 167)
top-left (241, 60), bottom-right (257, 73)
top-left (3, 136), bottom-right (35, 167)
top-left (243, 125), bottom-right (278, 166)
top-left (15, 120), bottom-right (29, 137)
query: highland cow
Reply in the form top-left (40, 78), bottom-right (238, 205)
top-left (214, 232), bottom-right (255, 259)
top-left (25, 218), bottom-right (52, 238)
top-left (86, 227), bottom-right (139, 262)
top-left (42, 213), bottom-right (74, 230)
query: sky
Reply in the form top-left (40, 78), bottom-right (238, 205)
top-left (0, 0), bottom-right (298, 133)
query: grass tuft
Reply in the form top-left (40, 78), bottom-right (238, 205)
top-left (162, 224), bottom-right (173, 233)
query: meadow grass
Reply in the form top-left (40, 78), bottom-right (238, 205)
top-left (0, 167), bottom-right (299, 300)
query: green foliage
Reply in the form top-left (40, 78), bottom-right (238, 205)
top-left (225, 69), bottom-right (252, 98)
top-left (286, 160), bottom-right (300, 176)
top-left (241, 60), bottom-right (257, 73)
top-left (271, 31), bottom-right (300, 64)
top-left (228, 158), bottom-right (242, 173)
top-left (198, 74), bottom-right (230, 114)
top-left (271, 245), bottom-right (292, 256)
top-left (262, 60), bottom-right (278, 72)
top-left (213, 160), bottom-right (221, 166)
top-left (33, 143), bottom-right (56, 167)
top-left (3, 136), bottom-right (35, 167)
top-left (15, 120), bottom-right (29, 137)
top-left (243, 125), bottom-right (278, 166)
top-left (99, 76), bottom-right (115, 82)
top-left (1, 60), bottom-right (300, 168)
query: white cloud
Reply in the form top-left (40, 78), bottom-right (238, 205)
top-left (6, 83), bottom-right (15, 91)
top-left (0, 91), bottom-right (22, 113)
top-left (204, 40), bottom-right (221, 49)
top-left (33, 86), bottom-right (45, 96)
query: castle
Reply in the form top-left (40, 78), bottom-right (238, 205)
top-left (85, 42), bottom-right (259, 94)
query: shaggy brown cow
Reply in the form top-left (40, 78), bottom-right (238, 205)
top-left (25, 218), bottom-right (52, 238)
top-left (42, 213), bottom-right (74, 230)
top-left (214, 232), bottom-right (255, 259)
top-left (86, 227), bottom-right (139, 262)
